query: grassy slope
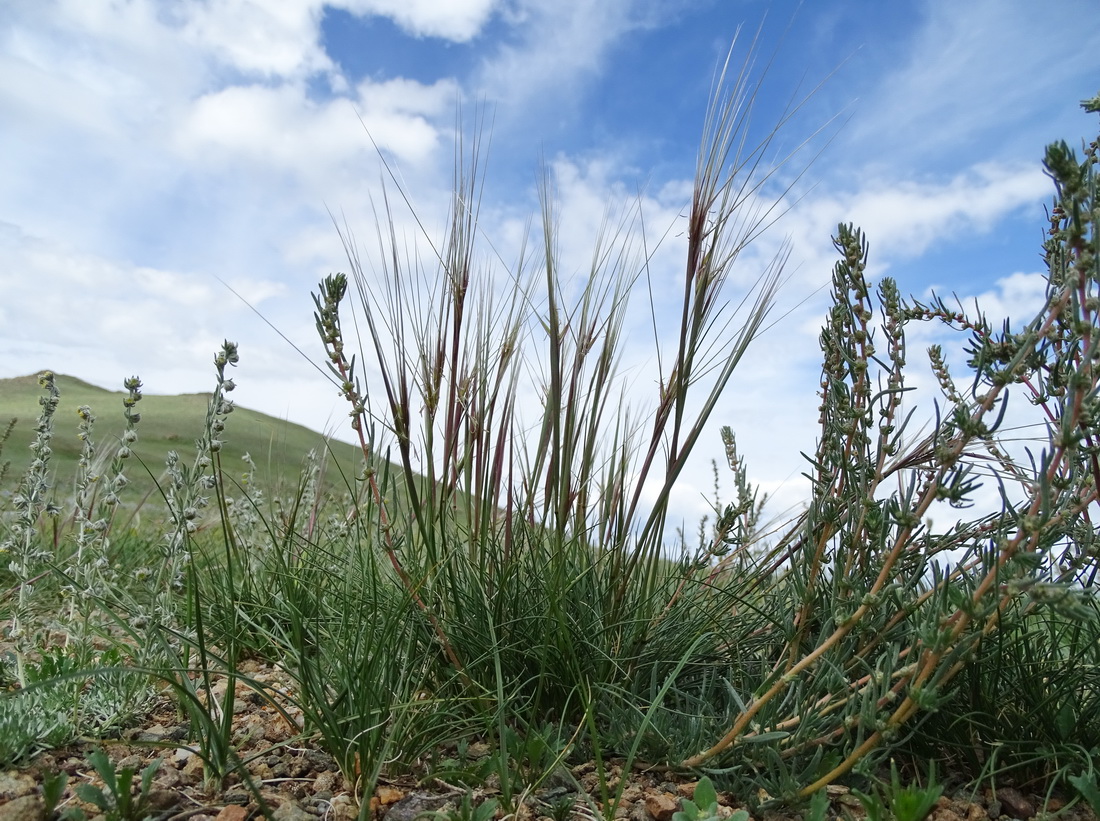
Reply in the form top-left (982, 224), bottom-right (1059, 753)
top-left (0, 373), bottom-right (367, 511)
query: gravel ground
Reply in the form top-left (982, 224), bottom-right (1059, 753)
top-left (1, 660), bottom-right (1095, 821)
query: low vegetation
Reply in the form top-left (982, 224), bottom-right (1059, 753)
top-left (2, 43), bottom-right (1099, 821)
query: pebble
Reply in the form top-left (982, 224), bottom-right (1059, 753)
top-left (214, 806), bottom-right (251, 821)
top-left (644, 791), bottom-right (680, 821)
top-left (997, 788), bottom-right (1035, 820)
top-left (272, 801), bottom-right (316, 820)
top-left (0, 794), bottom-right (45, 821)
top-left (384, 791), bottom-right (458, 821)
top-left (0, 771), bottom-right (36, 800)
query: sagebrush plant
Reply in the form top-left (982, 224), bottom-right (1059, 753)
top-left (3, 370), bottom-right (62, 685)
top-left (0, 373), bottom-right (161, 767)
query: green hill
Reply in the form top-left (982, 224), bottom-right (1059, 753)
top-left (0, 372), bottom-right (367, 515)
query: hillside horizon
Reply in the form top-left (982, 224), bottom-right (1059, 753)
top-left (0, 371), bottom-right (368, 510)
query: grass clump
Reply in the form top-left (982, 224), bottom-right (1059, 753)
top-left (1, 46), bottom-right (1099, 821)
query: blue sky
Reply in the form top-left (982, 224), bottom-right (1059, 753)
top-left (2, 0), bottom-right (1099, 527)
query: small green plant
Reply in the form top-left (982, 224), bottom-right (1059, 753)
top-left (421, 792), bottom-right (499, 821)
top-left (851, 761), bottom-right (943, 821)
top-left (42, 769), bottom-right (71, 818)
top-left (546, 793), bottom-right (577, 821)
top-left (1068, 768), bottom-right (1100, 816)
top-left (674, 777), bottom-right (748, 821)
top-left (68, 748), bottom-right (163, 821)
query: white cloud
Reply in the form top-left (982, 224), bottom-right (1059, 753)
top-left (845, 163), bottom-right (1049, 259)
top-left (844, 0), bottom-right (1100, 165)
top-left (0, 2), bottom-right (199, 139)
top-left (337, 0), bottom-right (502, 42)
top-left (471, 0), bottom-right (687, 114)
top-left (176, 0), bottom-right (332, 79)
top-left (0, 223), bottom-right (280, 379)
top-left (782, 162), bottom-right (1050, 283)
top-left (178, 76), bottom-right (454, 177)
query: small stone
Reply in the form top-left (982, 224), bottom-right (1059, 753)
top-left (644, 792), bottom-right (680, 821)
top-left (168, 723), bottom-right (191, 741)
top-left (374, 787), bottom-right (404, 805)
top-left (182, 752), bottom-right (205, 779)
top-left (215, 806), bottom-right (251, 821)
top-left (173, 747), bottom-right (194, 766)
top-left (997, 788), bottom-right (1034, 820)
top-left (136, 723), bottom-right (170, 742)
top-left (117, 754), bottom-right (145, 771)
top-left (233, 714), bottom-right (265, 744)
top-left (288, 755), bottom-right (312, 778)
top-left (929, 808), bottom-right (963, 821)
top-left (329, 795), bottom-right (359, 821)
top-left (467, 743), bottom-right (491, 759)
top-left (252, 762), bottom-right (273, 780)
top-left (156, 765), bottom-right (184, 789)
top-left (272, 801), bottom-right (315, 820)
top-left (385, 792), bottom-right (456, 821)
top-left (0, 771), bottom-right (37, 799)
top-left (0, 794), bottom-right (45, 821)
top-left (265, 717), bottom-right (293, 742)
top-left (966, 804), bottom-right (989, 821)
top-left (145, 789), bottom-right (181, 814)
top-left (305, 750), bottom-right (337, 770)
